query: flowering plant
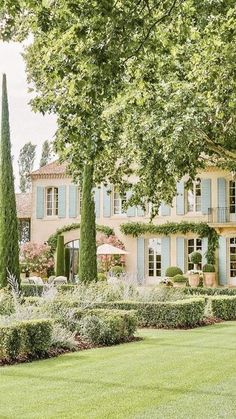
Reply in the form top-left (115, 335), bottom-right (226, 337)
top-left (20, 242), bottom-right (54, 276)
top-left (96, 234), bottom-right (126, 273)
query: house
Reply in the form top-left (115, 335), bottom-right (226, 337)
top-left (16, 161), bottom-right (236, 286)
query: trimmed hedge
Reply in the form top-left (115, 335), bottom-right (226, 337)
top-left (57, 284), bottom-right (77, 293)
top-left (0, 319), bottom-right (53, 360)
top-left (210, 296), bottom-right (236, 320)
top-left (93, 299), bottom-right (205, 328)
top-left (21, 284), bottom-right (44, 297)
top-left (185, 287), bottom-right (236, 296)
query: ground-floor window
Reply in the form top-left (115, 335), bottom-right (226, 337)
top-left (187, 238), bottom-right (202, 270)
top-left (148, 238), bottom-right (162, 277)
top-left (229, 238), bottom-right (236, 278)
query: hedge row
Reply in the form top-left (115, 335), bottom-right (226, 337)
top-left (21, 284), bottom-right (44, 297)
top-left (93, 299), bottom-right (205, 328)
top-left (185, 287), bottom-right (236, 296)
top-left (209, 296), bottom-right (236, 320)
top-left (0, 319), bottom-right (53, 360)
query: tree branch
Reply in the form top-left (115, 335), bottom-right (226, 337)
top-left (195, 127), bottom-right (236, 160)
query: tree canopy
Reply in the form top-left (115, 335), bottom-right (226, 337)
top-left (18, 141), bottom-right (36, 192)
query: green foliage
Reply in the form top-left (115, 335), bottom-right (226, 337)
top-left (56, 235), bottom-right (65, 277)
top-left (78, 309), bottom-right (137, 345)
top-left (0, 290), bottom-right (14, 315)
top-left (110, 266), bottom-right (124, 277)
top-left (79, 164), bottom-right (97, 282)
top-left (184, 287), bottom-right (236, 296)
top-left (48, 223), bottom-right (114, 253)
top-left (190, 251), bottom-right (202, 265)
top-left (20, 284), bottom-right (44, 297)
top-left (0, 319), bottom-right (53, 360)
top-left (0, 74), bottom-right (20, 287)
top-left (64, 247), bottom-right (70, 281)
top-left (210, 296), bottom-right (236, 320)
top-left (172, 275), bottom-right (187, 284)
top-left (93, 299), bottom-right (205, 328)
top-left (40, 140), bottom-right (51, 167)
top-left (121, 221), bottom-right (219, 264)
top-left (203, 264), bottom-right (215, 273)
top-left (165, 266), bottom-right (183, 277)
top-left (18, 141), bottom-right (36, 193)
top-left (97, 273), bottom-right (107, 282)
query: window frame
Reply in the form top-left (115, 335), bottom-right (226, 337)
top-left (187, 237), bottom-right (202, 271)
top-left (186, 178), bottom-right (202, 214)
top-left (46, 186), bottom-right (59, 217)
top-left (148, 238), bottom-right (162, 278)
top-left (113, 187), bottom-right (127, 216)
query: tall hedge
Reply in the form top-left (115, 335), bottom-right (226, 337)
top-left (0, 74), bottom-right (20, 287)
top-left (79, 164), bottom-right (97, 282)
top-left (56, 235), bottom-right (65, 276)
top-left (64, 247), bottom-right (70, 280)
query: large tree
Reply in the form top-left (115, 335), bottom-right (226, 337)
top-left (0, 74), bottom-right (20, 287)
top-left (18, 141), bottom-right (36, 192)
top-left (0, 0), bottom-right (179, 281)
top-left (40, 139), bottom-right (51, 167)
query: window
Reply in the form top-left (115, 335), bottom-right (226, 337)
top-left (229, 181), bottom-right (236, 214)
top-left (46, 187), bottom-right (58, 216)
top-left (187, 238), bottom-right (202, 270)
top-left (113, 188), bottom-right (127, 215)
top-left (187, 178), bottom-right (201, 213)
top-left (229, 238), bottom-right (236, 278)
top-left (148, 239), bottom-right (162, 277)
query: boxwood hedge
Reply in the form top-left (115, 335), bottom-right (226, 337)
top-left (209, 296), bottom-right (236, 320)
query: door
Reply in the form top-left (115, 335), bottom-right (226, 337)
top-left (148, 238), bottom-right (162, 282)
top-left (229, 181), bottom-right (236, 221)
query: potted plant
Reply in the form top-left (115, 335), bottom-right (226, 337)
top-left (172, 274), bottom-right (188, 287)
top-left (203, 264), bottom-right (216, 287)
top-left (165, 266), bottom-right (183, 278)
top-left (188, 251), bottom-right (202, 287)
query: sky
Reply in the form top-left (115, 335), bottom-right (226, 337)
top-left (0, 41), bottom-right (57, 190)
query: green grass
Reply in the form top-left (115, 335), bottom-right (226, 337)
top-left (1, 323), bottom-right (236, 418)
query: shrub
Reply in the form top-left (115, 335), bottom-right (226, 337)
top-left (50, 324), bottom-right (77, 350)
top-left (0, 290), bottom-right (14, 315)
top-left (20, 242), bottom-right (54, 276)
top-left (93, 299), bottom-right (205, 328)
top-left (78, 309), bottom-right (137, 345)
top-left (57, 284), bottom-right (77, 293)
top-left (165, 266), bottom-right (183, 277)
top-left (56, 235), bottom-right (65, 276)
top-left (203, 264), bottom-right (215, 273)
top-left (21, 284), bottom-right (44, 297)
top-left (209, 296), bottom-right (236, 320)
top-left (190, 251), bottom-right (202, 265)
top-left (97, 273), bottom-right (107, 282)
top-left (172, 275), bottom-right (187, 284)
top-left (110, 266), bottom-right (124, 277)
top-left (64, 247), bottom-right (70, 280)
top-left (0, 319), bottom-right (53, 359)
top-left (184, 287), bottom-right (236, 296)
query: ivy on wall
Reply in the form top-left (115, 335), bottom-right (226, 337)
top-left (48, 223), bottom-right (114, 253)
top-left (120, 221), bottom-right (219, 264)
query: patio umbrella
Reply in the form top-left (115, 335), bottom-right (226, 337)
top-left (97, 244), bottom-right (129, 255)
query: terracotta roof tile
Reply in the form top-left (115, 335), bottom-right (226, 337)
top-left (31, 160), bottom-right (67, 176)
top-left (16, 193), bottom-right (32, 219)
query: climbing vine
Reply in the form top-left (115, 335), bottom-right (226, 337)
top-left (48, 223), bottom-right (114, 253)
top-left (120, 221), bottom-right (219, 264)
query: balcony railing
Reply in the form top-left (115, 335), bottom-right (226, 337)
top-left (208, 207), bottom-right (231, 223)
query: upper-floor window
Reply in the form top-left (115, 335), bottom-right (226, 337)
top-left (113, 188), bottom-right (127, 215)
top-left (187, 238), bottom-right (202, 270)
top-left (187, 178), bottom-right (201, 213)
top-left (229, 181), bottom-right (236, 214)
top-left (46, 187), bottom-right (58, 216)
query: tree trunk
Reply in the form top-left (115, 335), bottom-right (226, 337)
top-left (79, 163), bottom-right (97, 282)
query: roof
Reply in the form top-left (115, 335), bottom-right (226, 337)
top-left (31, 160), bottom-right (68, 177)
top-left (16, 193), bottom-right (32, 219)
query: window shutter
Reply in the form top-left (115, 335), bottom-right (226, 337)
top-left (103, 184), bottom-right (111, 217)
top-left (161, 237), bottom-right (170, 276)
top-left (176, 181), bottom-right (185, 215)
top-left (94, 187), bottom-right (100, 218)
top-left (127, 190), bottom-right (136, 217)
top-left (137, 237), bottom-right (145, 283)
top-left (217, 178), bottom-right (227, 222)
top-left (161, 203), bottom-right (171, 216)
top-left (176, 237), bottom-right (185, 273)
top-left (69, 185), bottom-right (77, 218)
top-left (58, 185), bottom-right (66, 218)
top-left (202, 237), bottom-right (208, 266)
top-left (36, 186), bottom-right (44, 219)
top-left (218, 236), bottom-right (227, 285)
top-left (201, 179), bottom-right (211, 215)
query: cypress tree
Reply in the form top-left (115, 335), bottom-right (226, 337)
top-left (64, 247), bottom-right (70, 281)
top-left (0, 74), bottom-right (20, 287)
top-left (56, 235), bottom-right (65, 276)
top-left (79, 163), bottom-right (97, 282)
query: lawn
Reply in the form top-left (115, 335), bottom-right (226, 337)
top-left (0, 323), bottom-right (236, 419)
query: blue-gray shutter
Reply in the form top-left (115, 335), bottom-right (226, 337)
top-left (36, 186), bottom-right (44, 219)
top-left (176, 237), bottom-right (185, 273)
top-left (176, 181), bottom-right (185, 215)
top-left (127, 190), bottom-right (136, 217)
top-left (137, 206), bottom-right (145, 216)
top-left (202, 237), bottom-right (208, 266)
top-left (218, 236), bottom-right (227, 286)
top-left (161, 237), bottom-right (170, 276)
top-left (94, 187), bottom-right (100, 218)
top-left (201, 179), bottom-right (211, 215)
top-left (58, 185), bottom-right (66, 218)
top-left (217, 178), bottom-right (227, 222)
top-left (69, 185), bottom-right (77, 218)
top-left (137, 237), bottom-right (145, 283)
top-left (161, 203), bottom-right (171, 216)
top-left (103, 184), bottom-right (111, 217)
